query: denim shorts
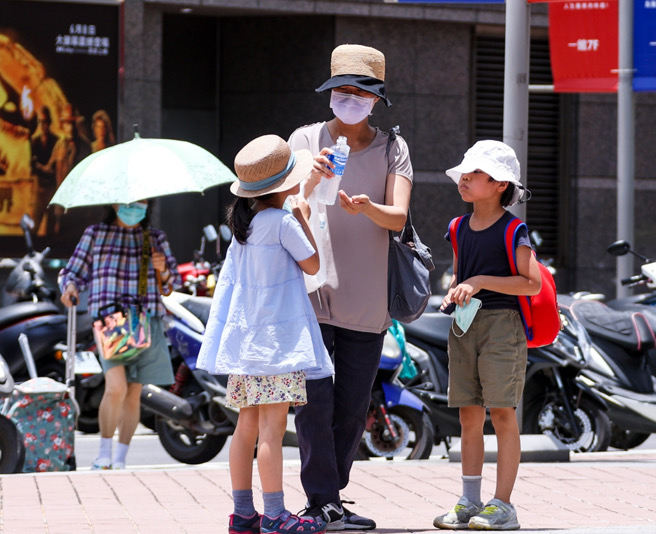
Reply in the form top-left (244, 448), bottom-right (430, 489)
top-left (447, 308), bottom-right (527, 408)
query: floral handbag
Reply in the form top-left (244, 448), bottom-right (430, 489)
top-left (93, 296), bottom-right (151, 362)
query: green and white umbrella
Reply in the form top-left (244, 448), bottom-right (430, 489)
top-left (49, 131), bottom-right (236, 209)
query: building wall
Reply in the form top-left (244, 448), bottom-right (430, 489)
top-left (120, 0), bottom-right (656, 299)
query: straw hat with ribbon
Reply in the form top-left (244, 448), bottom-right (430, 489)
top-left (230, 135), bottom-right (313, 198)
top-left (315, 44), bottom-right (391, 107)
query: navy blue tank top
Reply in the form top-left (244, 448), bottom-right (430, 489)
top-left (445, 211), bottom-right (531, 310)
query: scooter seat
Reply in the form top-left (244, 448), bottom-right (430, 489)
top-left (179, 296), bottom-right (212, 326)
top-left (0, 301), bottom-right (60, 330)
top-left (402, 311), bottom-right (453, 347)
top-left (569, 299), bottom-right (656, 352)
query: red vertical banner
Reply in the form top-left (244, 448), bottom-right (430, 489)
top-left (549, 1), bottom-right (618, 92)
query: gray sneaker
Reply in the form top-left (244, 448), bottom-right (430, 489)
top-left (433, 496), bottom-right (484, 530)
top-left (468, 498), bottom-right (520, 530)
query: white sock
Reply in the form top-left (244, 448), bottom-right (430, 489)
top-left (98, 437), bottom-right (113, 460)
top-left (113, 442), bottom-right (129, 465)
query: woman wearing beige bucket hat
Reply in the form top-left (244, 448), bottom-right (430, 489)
top-left (197, 135), bottom-right (333, 534)
top-left (288, 44), bottom-right (413, 530)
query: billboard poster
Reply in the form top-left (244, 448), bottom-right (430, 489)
top-left (548, 1), bottom-right (619, 92)
top-left (0, 0), bottom-right (120, 258)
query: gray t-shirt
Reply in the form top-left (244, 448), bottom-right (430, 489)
top-left (288, 122), bottom-right (413, 333)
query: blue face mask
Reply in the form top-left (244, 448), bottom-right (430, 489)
top-left (452, 297), bottom-right (482, 336)
top-left (116, 202), bottom-right (148, 226)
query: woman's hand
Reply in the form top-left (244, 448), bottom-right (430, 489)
top-left (60, 283), bottom-right (79, 307)
top-left (304, 148), bottom-right (334, 198)
top-left (338, 192), bottom-right (371, 215)
top-left (152, 251), bottom-right (167, 276)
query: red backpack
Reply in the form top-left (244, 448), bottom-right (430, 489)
top-left (448, 214), bottom-right (560, 348)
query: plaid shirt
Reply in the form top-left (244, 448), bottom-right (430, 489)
top-left (59, 223), bottom-right (181, 318)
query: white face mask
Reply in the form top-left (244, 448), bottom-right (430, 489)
top-left (330, 90), bottom-right (375, 125)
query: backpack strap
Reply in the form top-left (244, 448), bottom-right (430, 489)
top-left (448, 214), bottom-right (468, 259)
top-left (504, 217), bottom-right (533, 341)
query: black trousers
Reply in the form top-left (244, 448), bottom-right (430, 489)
top-left (294, 324), bottom-right (385, 506)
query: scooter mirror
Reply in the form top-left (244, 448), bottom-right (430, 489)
top-left (20, 214), bottom-right (34, 232)
top-left (607, 240), bottom-right (631, 257)
top-left (219, 224), bottom-right (233, 243)
top-left (203, 225), bottom-right (218, 243)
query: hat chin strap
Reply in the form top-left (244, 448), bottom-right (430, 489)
top-left (516, 184), bottom-right (532, 204)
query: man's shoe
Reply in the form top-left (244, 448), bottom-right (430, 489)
top-left (468, 498), bottom-right (520, 531)
top-left (340, 501), bottom-right (376, 531)
top-left (300, 503), bottom-right (345, 531)
top-left (433, 496), bottom-right (484, 530)
top-left (228, 512), bottom-right (261, 534)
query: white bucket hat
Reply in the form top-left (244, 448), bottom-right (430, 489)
top-left (446, 140), bottom-right (529, 206)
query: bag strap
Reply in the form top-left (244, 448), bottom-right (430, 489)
top-left (139, 228), bottom-right (150, 298)
top-left (386, 126), bottom-right (405, 242)
top-left (448, 214), bottom-right (468, 259)
top-left (504, 216), bottom-right (533, 340)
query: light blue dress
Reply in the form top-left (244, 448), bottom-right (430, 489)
top-left (197, 208), bottom-right (333, 380)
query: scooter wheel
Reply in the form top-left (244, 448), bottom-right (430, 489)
top-left (359, 406), bottom-right (434, 460)
top-left (154, 416), bottom-right (227, 464)
top-left (0, 417), bottom-right (25, 474)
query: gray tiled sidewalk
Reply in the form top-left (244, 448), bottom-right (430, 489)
top-left (0, 451), bottom-right (655, 533)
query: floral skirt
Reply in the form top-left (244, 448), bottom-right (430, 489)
top-left (226, 371), bottom-right (307, 409)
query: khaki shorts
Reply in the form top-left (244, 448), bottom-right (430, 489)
top-left (448, 308), bottom-right (527, 408)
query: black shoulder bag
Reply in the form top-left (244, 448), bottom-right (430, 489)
top-left (386, 127), bottom-right (435, 323)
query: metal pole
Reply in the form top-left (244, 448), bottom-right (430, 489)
top-left (616, 0), bottom-right (635, 298)
top-left (503, 0), bottom-right (531, 222)
top-left (504, 0), bottom-right (530, 433)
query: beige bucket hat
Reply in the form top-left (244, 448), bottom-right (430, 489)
top-left (230, 135), bottom-right (313, 198)
top-left (316, 44), bottom-right (391, 107)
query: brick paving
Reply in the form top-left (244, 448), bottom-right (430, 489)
top-left (1, 451), bottom-right (655, 533)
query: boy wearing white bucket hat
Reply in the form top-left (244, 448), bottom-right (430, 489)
top-left (289, 44), bottom-right (413, 531)
top-left (434, 140), bottom-right (541, 531)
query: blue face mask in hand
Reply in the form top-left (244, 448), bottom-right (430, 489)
top-left (452, 297), bottom-right (482, 337)
top-left (116, 202), bottom-right (148, 226)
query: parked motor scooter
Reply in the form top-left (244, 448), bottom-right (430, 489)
top-left (0, 214), bottom-right (104, 433)
top-left (1, 214), bottom-right (57, 306)
top-left (559, 293), bottom-right (656, 450)
top-left (177, 225), bottom-right (228, 297)
top-left (0, 353), bottom-right (25, 473)
top-left (356, 320), bottom-right (434, 460)
top-left (605, 240), bottom-right (656, 376)
top-left (401, 296), bottom-right (612, 452)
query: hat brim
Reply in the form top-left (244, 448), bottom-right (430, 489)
top-left (316, 74), bottom-right (391, 107)
top-left (230, 149), bottom-right (313, 198)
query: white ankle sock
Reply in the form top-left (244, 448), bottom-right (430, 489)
top-left (113, 442), bottom-right (129, 465)
top-left (98, 437), bottom-right (112, 460)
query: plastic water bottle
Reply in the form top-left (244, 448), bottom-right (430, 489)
top-left (315, 136), bottom-right (350, 205)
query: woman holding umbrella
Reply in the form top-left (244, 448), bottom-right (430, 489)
top-left (59, 200), bottom-right (181, 469)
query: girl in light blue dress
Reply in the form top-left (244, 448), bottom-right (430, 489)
top-left (197, 135), bottom-right (332, 534)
